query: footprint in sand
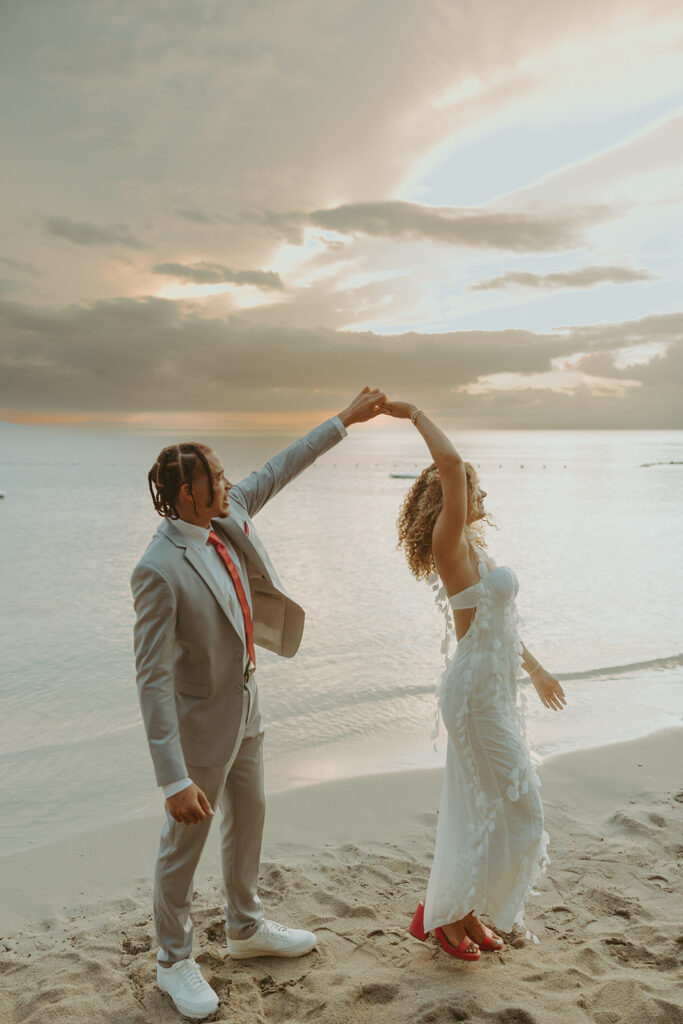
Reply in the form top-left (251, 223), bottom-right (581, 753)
top-left (647, 874), bottom-right (673, 890)
top-left (603, 936), bottom-right (679, 970)
top-left (122, 936), bottom-right (151, 955)
top-left (415, 1001), bottom-right (471, 1023)
top-left (313, 891), bottom-right (377, 918)
top-left (357, 981), bottom-right (399, 1004)
top-left (548, 904), bottom-right (574, 924)
top-left (204, 920), bottom-right (225, 943)
top-left (491, 1010), bottom-right (539, 1024)
top-left (609, 810), bottom-right (660, 836)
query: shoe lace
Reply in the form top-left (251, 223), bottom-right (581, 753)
top-left (262, 919), bottom-right (289, 936)
top-left (176, 959), bottom-right (208, 991)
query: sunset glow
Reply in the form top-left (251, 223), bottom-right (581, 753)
top-left (1, 1), bottom-right (681, 428)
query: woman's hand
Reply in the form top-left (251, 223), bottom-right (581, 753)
top-left (381, 400), bottom-right (418, 419)
top-left (531, 669), bottom-right (567, 711)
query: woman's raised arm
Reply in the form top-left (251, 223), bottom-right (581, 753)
top-left (383, 401), bottom-right (468, 543)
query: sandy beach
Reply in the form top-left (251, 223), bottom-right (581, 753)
top-left (1, 726), bottom-right (681, 1024)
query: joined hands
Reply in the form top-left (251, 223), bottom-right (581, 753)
top-left (338, 386), bottom-right (388, 427)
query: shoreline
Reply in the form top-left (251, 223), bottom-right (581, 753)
top-left (1, 726), bottom-right (681, 1023)
top-left (2, 725), bottom-right (681, 932)
top-left (2, 699), bottom-right (681, 863)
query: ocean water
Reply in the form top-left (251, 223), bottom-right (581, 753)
top-left (1, 424), bottom-right (681, 856)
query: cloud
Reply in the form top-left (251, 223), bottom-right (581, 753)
top-left (0, 257), bottom-right (41, 276)
top-left (441, 377), bottom-right (683, 429)
top-left (289, 201), bottom-right (601, 251)
top-left (236, 199), bottom-right (609, 252)
top-left (505, 110), bottom-right (683, 206)
top-left (572, 339), bottom-right (683, 386)
top-left (44, 217), bottom-right (148, 250)
top-left (555, 310), bottom-right (683, 347)
top-left (0, 296), bottom-right (680, 427)
top-left (468, 265), bottom-right (657, 291)
top-left (174, 209), bottom-right (215, 224)
top-left (152, 261), bottom-right (283, 289)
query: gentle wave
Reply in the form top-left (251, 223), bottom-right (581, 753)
top-left (556, 653), bottom-right (683, 682)
top-left (280, 654), bottom-right (683, 717)
top-left (273, 653), bottom-right (683, 727)
top-left (5, 656), bottom-right (681, 762)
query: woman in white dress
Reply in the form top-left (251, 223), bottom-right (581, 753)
top-left (384, 401), bottom-right (567, 961)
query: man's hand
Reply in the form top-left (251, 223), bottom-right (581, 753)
top-left (166, 782), bottom-right (214, 825)
top-left (338, 386), bottom-right (387, 427)
top-left (531, 669), bottom-right (567, 711)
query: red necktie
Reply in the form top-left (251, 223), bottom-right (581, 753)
top-left (208, 531), bottom-right (256, 665)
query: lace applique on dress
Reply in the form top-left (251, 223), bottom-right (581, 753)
top-left (424, 546), bottom-right (550, 943)
top-left (428, 570), bottom-right (454, 748)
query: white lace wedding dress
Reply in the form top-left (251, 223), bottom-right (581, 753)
top-left (423, 541), bottom-right (550, 941)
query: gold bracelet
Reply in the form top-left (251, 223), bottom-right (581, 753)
top-left (410, 408), bottom-right (423, 425)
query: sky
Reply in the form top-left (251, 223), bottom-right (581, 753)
top-left (1, 0), bottom-right (682, 430)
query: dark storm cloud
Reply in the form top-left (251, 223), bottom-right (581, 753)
top-left (468, 265), bottom-right (657, 291)
top-left (1, 297), bottom-right (681, 425)
top-left (152, 262), bottom-right (284, 289)
top-left (44, 217), bottom-right (149, 250)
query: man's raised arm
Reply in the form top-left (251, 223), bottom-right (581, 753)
top-left (230, 386), bottom-right (386, 518)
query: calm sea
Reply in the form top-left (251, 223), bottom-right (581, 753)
top-left (1, 424), bottom-right (681, 855)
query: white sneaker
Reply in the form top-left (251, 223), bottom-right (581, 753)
top-left (157, 958), bottom-right (219, 1019)
top-left (227, 919), bottom-right (317, 959)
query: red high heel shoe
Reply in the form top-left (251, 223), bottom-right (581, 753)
top-left (434, 927), bottom-right (481, 960)
top-left (409, 903), bottom-right (481, 961)
top-left (409, 901), bottom-right (428, 941)
top-left (475, 925), bottom-right (504, 951)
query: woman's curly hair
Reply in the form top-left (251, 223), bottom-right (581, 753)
top-left (396, 461), bottom-right (492, 581)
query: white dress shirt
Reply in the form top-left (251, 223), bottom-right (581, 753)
top-left (163, 415), bottom-right (347, 800)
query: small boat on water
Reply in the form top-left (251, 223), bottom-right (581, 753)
top-left (389, 473), bottom-right (418, 479)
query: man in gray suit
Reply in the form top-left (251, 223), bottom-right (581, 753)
top-left (131, 387), bottom-right (385, 1019)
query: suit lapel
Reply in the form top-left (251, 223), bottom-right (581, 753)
top-left (159, 520), bottom-right (245, 637)
top-left (213, 513), bottom-right (270, 581)
top-left (184, 545), bottom-right (247, 635)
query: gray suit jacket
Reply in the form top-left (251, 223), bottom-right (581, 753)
top-left (131, 417), bottom-right (345, 786)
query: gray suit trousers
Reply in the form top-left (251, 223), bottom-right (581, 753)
top-left (155, 675), bottom-right (265, 964)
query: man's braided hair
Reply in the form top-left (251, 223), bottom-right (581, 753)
top-left (148, 442), bottom-right (214, 519)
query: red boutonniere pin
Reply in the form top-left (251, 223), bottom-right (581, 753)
top-left (244, 521), bottom-right (249, 536)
